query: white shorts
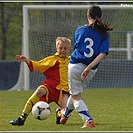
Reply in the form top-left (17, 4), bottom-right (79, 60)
top-left (68, 63), bottom-right (97, 95)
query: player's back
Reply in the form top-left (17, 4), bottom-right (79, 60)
top-left (70, 25), bottom-right (109, 66)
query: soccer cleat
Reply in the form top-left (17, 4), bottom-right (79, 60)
top-left (10, 117), bottom-right (25, 126)
top-left (56, 108), bottom-right (62, 124)
top-left (82, 121), bottom-right (95, 128)
top-left (60, 115), bottom-right (68, 124)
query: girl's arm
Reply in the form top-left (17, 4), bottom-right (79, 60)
top-left (81, 53), bottom-right (106, 80)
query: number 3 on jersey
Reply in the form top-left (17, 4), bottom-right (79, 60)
top-left (84, 37), bottom-right (94, 58)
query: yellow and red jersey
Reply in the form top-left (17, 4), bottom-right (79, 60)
top-left (28, 52), bottom-right (70, 92)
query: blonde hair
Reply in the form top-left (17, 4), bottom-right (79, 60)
top-left (56, 37), bottom-right (71, 48)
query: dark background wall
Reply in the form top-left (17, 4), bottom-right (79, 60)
top-left (0, 60), bottom-right (132, 90)
top-left (0, 61), bottom-right (20, 90)
top-left (89, 60), bottom-right (133, 88)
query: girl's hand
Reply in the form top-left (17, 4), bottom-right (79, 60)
top-left (81, 68), bottom-right (91, 80)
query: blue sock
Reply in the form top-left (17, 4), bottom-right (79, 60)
top-left (63, 107), bottom-right (73, 118)
top-left (78, 110), bottom-right (93, 121)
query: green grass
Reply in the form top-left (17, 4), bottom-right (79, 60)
top-left (0, 88), bottom-right (133, 131)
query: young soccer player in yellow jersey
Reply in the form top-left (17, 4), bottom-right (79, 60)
top-left (10, 37), bottom-right (71, 126)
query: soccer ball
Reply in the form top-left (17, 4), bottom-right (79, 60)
top-left (32, 101), bottom-right (51, 120)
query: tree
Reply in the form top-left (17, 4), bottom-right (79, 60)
top-left (0, 2), bottom-right (45, 61)
top-left (0, 3), bottom-right (6, 60)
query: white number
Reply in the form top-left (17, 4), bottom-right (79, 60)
top-left (84, 38), bottom-right (94, 58)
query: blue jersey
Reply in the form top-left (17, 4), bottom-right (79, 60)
top-left (70, 25), bottom-right (110, 69)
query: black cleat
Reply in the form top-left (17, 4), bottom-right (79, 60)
top-left (56, 108), bottom-right (62, 124)
top-left (10, 117), bottom-right (25, 126)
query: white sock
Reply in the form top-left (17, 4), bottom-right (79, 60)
top-left (67, 95), bottom-right (74, 109)
top-left (74, 100), bottom-right (93, 123)
top-left (63, 96), bottom-right (74, 118)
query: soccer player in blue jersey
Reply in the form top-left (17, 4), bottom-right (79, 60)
top-left (59, 5), bottom-right (114, 128)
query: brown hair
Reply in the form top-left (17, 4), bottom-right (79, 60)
top-left (87, 5), bottom-right (114, 37)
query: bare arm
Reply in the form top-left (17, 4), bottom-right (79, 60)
top-left (81, 53), bottom-right (107, 80)
top-left (15, 55), bottom-right (30, 67)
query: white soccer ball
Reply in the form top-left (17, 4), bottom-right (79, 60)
top-left (32, 101), bottom-right (51, 120)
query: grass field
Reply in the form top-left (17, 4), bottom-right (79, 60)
top-left (0, 88), bottom-right (133, 132)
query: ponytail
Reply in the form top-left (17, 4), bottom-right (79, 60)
top-left (87, 5), bottom-right (114, 37)
top-left (90, 18), bottom-right (114, 37)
